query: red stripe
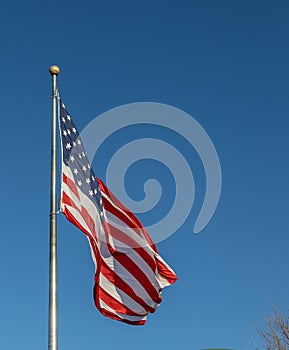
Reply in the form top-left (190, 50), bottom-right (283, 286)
top-left (62, 192), bottom-right (77, 210)
top-left (63, 172), bottom-right (80, 200)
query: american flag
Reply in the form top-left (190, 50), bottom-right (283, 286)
top-left (58, 95), bottom-right (177, 325)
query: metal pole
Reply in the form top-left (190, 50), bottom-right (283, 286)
top-left (48, 65), bottom-right (60, 350)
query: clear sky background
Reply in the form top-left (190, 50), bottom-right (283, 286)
top-left (1, 1), bottom-right (289, 349)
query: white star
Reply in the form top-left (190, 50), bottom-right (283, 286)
top-left (63, 130), bottom-right (67, 137)
top-left (70, 155), bottom-right (75, 162)
top-left (67, 129), bottom-right (71, 135)
top-left (72, 127), bottom-right (77, 133)
top-left (73, 168), bottom-right (78, 175)
top-left (73, 142), bottom-right (76, 147)
top-left (65, 143), bottom-right (71, 150)
top-left (85, 178), bottom-right (91, 184)
top-left (89, 190), bottom-right (93, 196)
top-left (78, 153), bottom-right (82, 159)
top-left (77, 140), bottom-right (81, 145)
top-left (82, 166), bottom-right (87, 172)
top-left (94, 189), bottom-right (98, 194)
top-left (77, 180), bottom-right (82, 186)
top-left (87, 164), bottom-right (91, 169)
top-left (82, 152), bottom-right (85, 157)
top-left (67, 115), bottom-right (71, 121)
top-left (62, 117), bottom-right (66, 123)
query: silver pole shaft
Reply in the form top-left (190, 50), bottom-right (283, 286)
top-left (48, 65), bottom-right (60, 350)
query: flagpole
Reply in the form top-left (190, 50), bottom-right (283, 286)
top-left (48, 65), bottom-right (60, 350)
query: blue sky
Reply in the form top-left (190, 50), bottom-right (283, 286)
top-left (1, 1), bottom-right (289, 349)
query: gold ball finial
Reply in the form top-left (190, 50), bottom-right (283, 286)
top-left (49, 65), bottom-right (60, 76)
